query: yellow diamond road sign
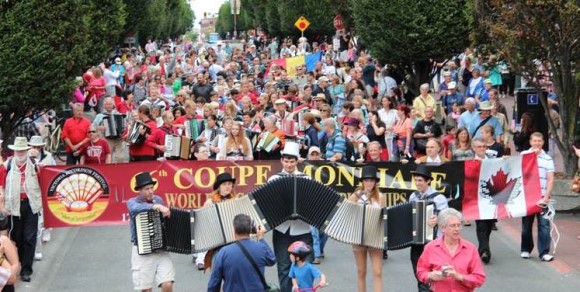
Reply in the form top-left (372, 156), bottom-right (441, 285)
top-left (294, 16), bottom-right (311, 32)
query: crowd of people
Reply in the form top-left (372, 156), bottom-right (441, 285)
top-left (0, 31), bottom-right (567, 291)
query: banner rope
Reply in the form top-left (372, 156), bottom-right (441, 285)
top-left (543, 199), bottom-right (560, 255)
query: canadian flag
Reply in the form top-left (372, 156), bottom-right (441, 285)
top-left (463, 153), bottom-right (543, 220)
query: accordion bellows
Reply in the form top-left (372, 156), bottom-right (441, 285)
top-left (324, 200), bottom-right (386, 250)
top-left (248, 176), bottom-right (342, 230)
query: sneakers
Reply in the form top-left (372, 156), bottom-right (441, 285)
top-left (197, 263), bottom-right (204, 270)
top-left (312, 257), bottom-right (321, 265)
top-left (34, 252), bottom-right (43, 261)
top-left (541, 254), bottom-right (554, 262)
top-left (42, 229), bottom-right (52, 242)
top-left (520, 252), bottom-right (531, 259)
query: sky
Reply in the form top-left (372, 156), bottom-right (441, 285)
top-left (191, 0), bottom-right (224, 27)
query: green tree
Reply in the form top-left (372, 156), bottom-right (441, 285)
top-left (477, 0), bottom-right (580, 173)
top-left (123, 0), bottom-right (193, 43)
top-left (215, 1), bottom-right (234, 36)
top-left (0, 0), bottom-right (124, 143)
top-left (350, 0), bottom-right (471, 95)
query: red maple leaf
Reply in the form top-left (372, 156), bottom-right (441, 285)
top-left (485, 168), bottom-right (517, 205)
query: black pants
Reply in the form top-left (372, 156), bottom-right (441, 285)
top-left (410, 244), bottom-right (431, 292)
top-left (8, 200), bottom-right (39, 276)
top-left (66, 152), bottom-right (80, 165)
top-left (130, 155), bottom-right (157, 162)
top-left (475, 219), bottom-right (494, 256)
top-left (273, 229), bottom-right (313, 292)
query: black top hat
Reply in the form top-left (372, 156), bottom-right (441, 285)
top-left (410, 164), bottom-right (433, 181)
top-left (360, 166), bottom-right (379, 181)
top-left (134, 172), bottom-right (157, 191)
top-left (213, 173), bottom-right (236, 191)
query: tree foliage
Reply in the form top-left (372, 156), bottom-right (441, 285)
top-left (217, 0), bottom-right (341, 40)
top-left (477, 0), bottom-right (580, 173)
top-left (0, 1), bottom-right (119, 138)
top-left (350, 0), bottom-right (471, 94)
top-left (123, 0), bottom-right (194, 42)
top-left (215, 1), bottom-right (252, 37)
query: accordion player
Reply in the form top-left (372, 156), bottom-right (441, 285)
top-left (128, 121), bottom-right (151, 146)
top-left (102, 113), bottom-right (125, 139)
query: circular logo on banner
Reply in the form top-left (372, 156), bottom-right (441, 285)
top-left (47, 167), bottom-right (110, 225)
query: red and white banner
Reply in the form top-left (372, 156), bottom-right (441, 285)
top-left (462, 153), bottom-right (543, 220)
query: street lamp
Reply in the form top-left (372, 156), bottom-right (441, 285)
top-left (230, 0), bottom-right (240, 39)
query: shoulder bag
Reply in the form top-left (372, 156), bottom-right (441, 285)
top-left (236, 241), bottom-right (280, 292)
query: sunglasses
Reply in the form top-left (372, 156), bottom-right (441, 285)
top-left (88, 130), bottom-right (97, 133)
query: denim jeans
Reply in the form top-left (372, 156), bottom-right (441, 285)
top-left (521, 208), bottom-right (551, 257)
top-left (310, 226), bottom-right (328, 258)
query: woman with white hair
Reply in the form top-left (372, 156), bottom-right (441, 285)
top-left (412, 83), bottom-right (436, 120)
top-left (416, 208), bottom-right (486, 292)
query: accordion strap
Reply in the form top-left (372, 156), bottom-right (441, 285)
top-left (236, 241), bottom-right (269, 291)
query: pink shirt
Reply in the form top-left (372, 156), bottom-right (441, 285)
top-left (417, 237), bottom-right (486, 292)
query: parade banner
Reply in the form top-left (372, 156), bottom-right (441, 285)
top-left (39, 161), bottom-right (465, 228)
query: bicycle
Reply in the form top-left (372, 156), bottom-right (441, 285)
top-left (295, 283), bottom-right (328, 292)
top-left (44, 116), bottom-right (66, 162)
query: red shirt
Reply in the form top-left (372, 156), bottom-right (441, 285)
top-left (174, 114), bottom-right (203, 125)
top-left (145, 125), bottom-right (178, 149)
top-left (129, 119), bottom-right (158, 157)
top-left (61, 117), bottom-right (91, 152)
top-left (81, 139), bottom-right (111, 164)
top-left (117, 100), bottom-right (135, 114)
top-left (417, 237), bottom-right (486, 292)
top-left (88, 77), bottom-right (106, 98)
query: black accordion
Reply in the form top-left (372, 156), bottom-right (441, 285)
top-left (247, 175), bottom-right (342, 231)
top-left (135, 207), bottom-right (194, 255)
top-left (384, 200), bottom-right (434, 250)
top-left (103, 113), bottom-right (125, 139)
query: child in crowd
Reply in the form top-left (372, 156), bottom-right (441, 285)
top-left (288, 241), bottom-right (327, 291)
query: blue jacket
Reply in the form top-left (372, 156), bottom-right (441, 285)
top-left (208, 238), bottom-right (276, 292)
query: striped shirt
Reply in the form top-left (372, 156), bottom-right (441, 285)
top-left (521, 149), bottom-right (554, 196)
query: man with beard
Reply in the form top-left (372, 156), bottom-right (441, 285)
top-left (0, 137), bottom-right (42, 282)
top-left (192, 74), bottom-right (213, 103)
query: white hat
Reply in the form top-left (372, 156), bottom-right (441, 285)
top-left (443, 71), bottom-right (451, 77)
top-left (8, 137), bottom-right (31, 151)
top-left (448, 81), bottom-right (457, 89)
top-left (274, 98), bottom-right (287, 105)
top-left (478, 101), bottom-right (494, 111)
top-left (115, 57), bottom-right (121, 64)
top-left (281, 141), bottom-right (300, 158)
top-left (28, 136), bottom-right (46, 146)
top-left (318, 76), bottom-right (329, 83)
top-left (308, 146), bottom-right (321, 156)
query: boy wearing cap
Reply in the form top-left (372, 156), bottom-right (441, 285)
top-left (127, 172), bottom-right (174, 292)
top-left (441, 81), bottom-right (464, 114)
top-left (408, 165), bottom-right (448, 292)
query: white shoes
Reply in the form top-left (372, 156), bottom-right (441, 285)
top-left (541, 254), bottom-right (554, 262)
top-left (42, 229), bottom-right (51, 242)
top-left (34, 252), bottom-right (43, 261)
top-left (520, 252), bottom-right (531, 259)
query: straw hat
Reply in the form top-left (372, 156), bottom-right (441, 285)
top-left (8, 137), bottom-right (31, 151)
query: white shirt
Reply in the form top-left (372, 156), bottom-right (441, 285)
top-left (104, 69), bottom-right (120, 86)
top-left (268, 170), bottom-right (311, 235)
top-left (521, 149), bottom-right (554, 196)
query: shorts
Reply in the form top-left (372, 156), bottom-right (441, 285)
top-left (131, 246), bottom-right (175, 290)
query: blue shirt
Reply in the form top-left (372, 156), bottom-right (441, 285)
top-left (467, 114), bottom-right (503, 139)
top-left (127, 194), bottom-right (164, 244)
top-left (458, 110), bottom-right (479, 129)
top-left (442, 92), bottom-right (464, 113)
top-left (207, 239), bottom-right (276, 292)
top-left (289, 262), bottom-right (321, 289)
top-left (324, 132), bottom-right (346, 160)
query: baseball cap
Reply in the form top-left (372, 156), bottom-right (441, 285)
top-left (308, 146), bottom-right (321, 156)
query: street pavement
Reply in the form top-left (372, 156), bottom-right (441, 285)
top-left (16, 212), bottom-right (580, 292)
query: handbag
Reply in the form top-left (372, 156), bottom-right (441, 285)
top-left (571, 171), bottom-right (580, 193)
top-left (236, 241), bottom-right (280, 292)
